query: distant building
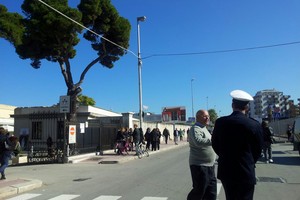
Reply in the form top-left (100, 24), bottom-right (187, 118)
top-left (0, 104), bottom-right (16, 132)
top-left (251, 89), bottom-right (291, 121)
top-left (162, 106), bottom-right (186, 122)
top-left (12, 105), bottom-right (190, 154)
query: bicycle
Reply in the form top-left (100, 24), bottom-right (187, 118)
top-left (137, 143), bottom-right (149, 159)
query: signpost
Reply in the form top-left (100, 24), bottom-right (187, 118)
top-left (59, 96), bottom-right (70, 113)
top-left (59, 95), bottom-right (70, 162)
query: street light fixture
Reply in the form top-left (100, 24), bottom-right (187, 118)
top-left (137, 16), bottom-right (146, 129)
top-left (191, 78), bottom-right (195, 119)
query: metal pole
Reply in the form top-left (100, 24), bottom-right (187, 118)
top-left (63, 113), bottom-right (68, 163)
top-left (206, 96), bottom-right (208, 110)
top-left (191, 78), bottom-right (194, 118)
top-left (137, 16), bottom-right (146, 129)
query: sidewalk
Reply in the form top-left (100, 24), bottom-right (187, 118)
top-left (69, 140), bottom-right (189, 164)
top-left (0, 140), bottom-right (189, 199)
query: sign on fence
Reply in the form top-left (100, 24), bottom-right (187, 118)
top-left (69, 125), bottom-right (76, 144)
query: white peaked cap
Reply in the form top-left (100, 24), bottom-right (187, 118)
top-left (230, 90), bottom-right (254, 101)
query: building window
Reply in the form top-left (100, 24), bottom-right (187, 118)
top-left (32, 121), bottom-right (42, 140)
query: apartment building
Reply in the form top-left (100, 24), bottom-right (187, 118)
top-left (251, 89), bottom-right (290, 120)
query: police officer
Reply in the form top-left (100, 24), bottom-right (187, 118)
top-left (212, 90), bottom-right (263, 200)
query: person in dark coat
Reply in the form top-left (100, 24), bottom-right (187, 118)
top-left (163, 127), bottom-right (170, 144)
top-left (212, 90), bottom-right (263, 200)
top-left (262, 121), bottom-right (274, 163)
top-left (144, 128), bottom-right (151, 150)
top-left (150, 128), bottom-right (158, 151)
top-left (132, 124), bottom-right (141, 155)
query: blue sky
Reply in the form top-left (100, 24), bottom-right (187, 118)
top-left (1, 0), bottom-right (300, 118)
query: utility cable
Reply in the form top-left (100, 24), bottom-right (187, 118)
top-left (37, 0), bottom-right (300, 61)
top-left (142, 41), bottom-right (300, 59)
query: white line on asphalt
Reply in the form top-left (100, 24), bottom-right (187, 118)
top-left (217, 183), bottom-right (222, 195)
top-left (6, 193), bottom-right (41, 200)
top-left (48, 194), bottom-right (80, 200)
top-left (93, 195), bottom-right (122, 200)
top-left (140, 197), bottom-right (168, 200)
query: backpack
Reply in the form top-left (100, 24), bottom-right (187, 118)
top-left (13, 142), bottom-right (22, 156)
top-left (0, 136), bottom-right (22, 156)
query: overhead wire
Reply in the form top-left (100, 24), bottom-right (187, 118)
top-left (37, 0), bottom-right (138, 58)
top-left (37, 0), bottom-right (300, 61)
top-left (142, 41), bottom-right (300, 59)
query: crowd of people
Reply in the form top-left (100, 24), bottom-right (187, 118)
top-left (114, 125), bottom-right (162, 155)
top-left (114, 125), bottom-right (189, 155)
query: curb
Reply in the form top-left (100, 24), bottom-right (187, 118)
top-left (0, 179), bottom-right (42, 199)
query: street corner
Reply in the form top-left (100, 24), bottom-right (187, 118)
top-left (0, 178), bottom-right (42, 199)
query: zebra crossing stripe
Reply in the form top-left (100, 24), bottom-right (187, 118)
top-left (48, 194), bottom-right (80, 200)
top-left (6, 193), bottom-right (41, 200)
top-left (140, 197), bottom-right (168, 200)
top-left (93, 195), bottom-right (122, 200)
top-left (217, 183), bottom-right (222, 195)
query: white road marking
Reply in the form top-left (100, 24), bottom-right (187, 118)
top-left (48, 194), bottom-right (80, 200)
top-left (6, 193), bottom-right (41, 200)
top-left (217, 182), bottom-right (222, 195)
top-left (141, 197), bottom-right (168, 200)
top-left (93, 195), bottom-right (122, 200)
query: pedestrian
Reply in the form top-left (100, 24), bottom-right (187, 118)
top-left (0, 127), bottom-right (21, 180)
top-left (128, 128), bottom-right (133, 151)
top-left (132, 124), bottom-right (141, 155)
top-left (156, 128), bottom-right (161, 150)
top-left (262, 121), bottom-right (274, 163)
top-left (144, 128), bottom-right (151, 150)
top-left (47, 136), bottom-right (54, 157)
top-left (187, 110), bottom-right (217, 200)
top-left (212, 90), bottom-right (263, 200)
top-left (150, 128), bottom-right (158, 151)
top-left (163, 127), bottom-right (170, 144)
top-left (173, 128), bottom-right (179, 145)
top-left (286, 125), bottom-right (292, 142)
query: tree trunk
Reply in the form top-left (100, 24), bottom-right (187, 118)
top-left (67, 86), bottom-right (82, 123)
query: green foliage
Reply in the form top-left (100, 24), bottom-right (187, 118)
top-left (0, 5), bottom-right (24, 46)
top-left (0, 0), bottom-right (131, 71)
top-left (77, 94), bottom-right (96, 106)
top-left (0, 0), bottom-right (131, 119)
top-left (78, 0), bottom-right (130, 68)
top-left (208, 109), bottom-right (218, 124)
top-left (17, 0), bottom-right (82, 68)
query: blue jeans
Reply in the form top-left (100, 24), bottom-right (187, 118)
top-left (0, 151), bottom-right (11, 176)
top-left (135, 142), bottom-right (140, 154)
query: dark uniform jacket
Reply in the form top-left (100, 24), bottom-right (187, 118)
top-left (212, 111), bottom-right (263, 185)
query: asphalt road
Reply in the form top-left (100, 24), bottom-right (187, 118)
top-left (5, 142), bottom-right (300, 200)
top-left (6, 144), bottom-right (193, 200)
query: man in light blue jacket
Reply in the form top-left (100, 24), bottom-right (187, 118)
top-left (187, 110), bottom-right (217, 200)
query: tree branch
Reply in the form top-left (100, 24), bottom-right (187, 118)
top-left (75, 56), bottom-right (101, 87)
top-left (59, 60), bottom-right (70, 88)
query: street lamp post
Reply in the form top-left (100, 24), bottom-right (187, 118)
top-left (137, 16), bottom-right (146, 129)
top-left (191, 78), bottom-right (195, 118)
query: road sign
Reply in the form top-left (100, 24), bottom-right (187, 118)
top-left (60, 95), bottom-right (70, 113)
top-left (69, 125), bottom-right (76, 144)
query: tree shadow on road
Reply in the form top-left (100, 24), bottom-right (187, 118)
top-left (273, 156), bottom-right (300, 166)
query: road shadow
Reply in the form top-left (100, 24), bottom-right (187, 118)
top-left (272, 156), bottom-right (300, 166)
top-left (258, 150), bottom-right (300, 166)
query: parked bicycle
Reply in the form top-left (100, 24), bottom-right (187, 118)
top-left (137, 143), bottom-right (149, 159)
